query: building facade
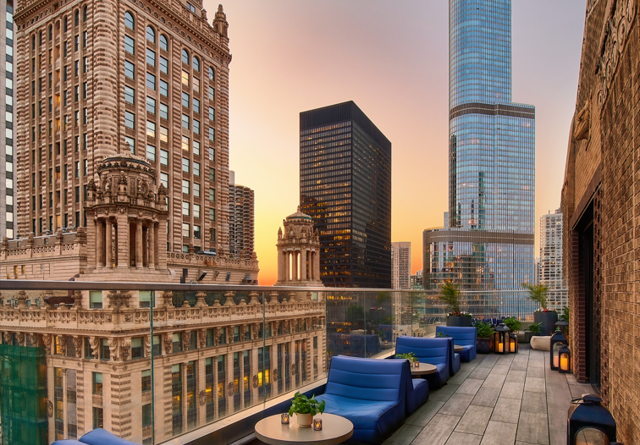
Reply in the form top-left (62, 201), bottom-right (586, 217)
top-left (423, 0), bottom-right (536, 315)
top-left (391, 242), bottom-right (411, 290)
top-left (0, 0), bottom-right (14, 241)
top-left (228, 172), bottom-right (255, 262)
top-left (539, 209), bottom-right (566, 310)
top-left (561, 1), bottom-right (640, 442)
top-left (410, 270), bottom-right (423, 290)
top-left (300, 101), bottom-right (392, 288)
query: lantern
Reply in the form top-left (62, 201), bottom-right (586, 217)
top-left (281, 413), bottom-right (290, 424)
top-left (567, 394), bottom-right (616, 445)
top-left (556, 320), bottom-right (569, 335)
top-left (509, 332), bottom-right (518, 353)
top-left (314, 418), bottom-right (323, 431)
top-left (550, 328), bottom-right (567, 371)
top-left (414, 360), bottom-right (420, 368)
top-left (559, 345), bottom-right (570, 373)
top-left (492, 323), bottom-right (510, 354)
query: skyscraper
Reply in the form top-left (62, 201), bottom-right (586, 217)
top-left (540, 209), bottom-right (566, 310)
top-left (424, 0), bottom-right (536, 313)
top-left (228, 171), bottom-right (255, 262)
top-left (391, 242), bottom-right (411, 290)
top-left (300, 101), bottom-right (391, 288)
top-left (0, 0), bottom-right (14, 240)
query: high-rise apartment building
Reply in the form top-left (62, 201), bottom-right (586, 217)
top-left (540, 209), bottom-right (566, 309)
top-left (300, 101), bottom-right (391, 288)
top-left (15, 0), bottom-right (229, 256)
top-left (228, 171), bottom-right (255, 262)
top-left (391, 242), bottom-right (411, 289)
top-left (0, 0), bottom-right (14, 240)
top-left (423, 0), bottom-right (536, 314)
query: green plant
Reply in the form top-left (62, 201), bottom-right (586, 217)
top-left (559, 306), bottom-right (570, 323)
top-left (288, 392), bottom-right (326, 417)
top-left (503, 317), bottom-right (522, 333)
top-left (526, 322), bottom-right (543, 335)
top-left (436, 332), bottom-right (450, 338)
top-left (395, 352), bottom-right (417, 362)
top-left (475, 321), bottom-right (495, 339)
top-left (522, 283), bottom-right (549, 311)
top-left (438, 282), bottom-right (461, 314)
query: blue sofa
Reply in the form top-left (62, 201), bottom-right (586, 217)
top-left (317, 355), bottom-right (422, 444)
top-left (396, 337), bottom-right (450, 389)
top-left (52, 429), bottom-right (140, 445)
top-left (444, 337), bottom-right (461, 376)
top-left (436, 326), bottom-right (477, 362)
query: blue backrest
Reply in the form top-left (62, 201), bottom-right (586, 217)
top-left (80, 428), bottom-right (141, 445)
top-left (325, 355), bottom-right (408, 403)
top-left (396, 337), bottom-right (449, 366)
top-left (435, 326), bottom-right (477, 347)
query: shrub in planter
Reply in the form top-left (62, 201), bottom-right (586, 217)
top-left (525, 322), bottom-right (543, 342)
top-left (475, 321), bottom-right (494, 354)
top-left (289, 392), bottom-right (325, 428)
top-left (503, 317), bottom-right (522, 334)
top-left (522, 283), bottom-right (558, 336)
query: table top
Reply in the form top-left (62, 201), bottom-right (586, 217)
top-left (411, 362), bottom-right (437, 375)
top-left (454, 345), bottom-right (464, 352)
top-left (255, 413), bottom-right (354, 445)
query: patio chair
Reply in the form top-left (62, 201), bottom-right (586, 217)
top-left (435, 326), bottom-right (477, 362)
top-left (395, 336), bottom-right (450, 389)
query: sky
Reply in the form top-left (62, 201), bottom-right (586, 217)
top-left (202, 0), bottom-right (587, 286)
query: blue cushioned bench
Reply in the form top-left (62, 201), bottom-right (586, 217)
top-left (444, 337), bottom-right (461, 376)
top-left (396, 336), bottom-right (450, 389)
top-left (52, 428), bottom-right (140, 445)
top-left (435, 326), bottom-right (477, 362)
top-left (317, 355), bottom-right (424, 444)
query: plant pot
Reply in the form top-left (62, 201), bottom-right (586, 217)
top-left (476, 337), bottom-right (492, 354)
top-left (447, 316), bottom-right (472, 327)
top-left (296, 413), bottom-right (313, 428)
top-left (524, 332), bottom-right (532, 343)
top-left (534, 311), bottom-right (558, 336)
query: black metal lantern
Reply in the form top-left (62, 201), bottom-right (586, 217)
top-left (556, 320), bottom-right (569, 335)
top-left (567, 394), bottom-right (616, 445)
top-left (550, 328), bottom-right (567, 371)
top-left (558, 344), bottom-right (571, 373)
top-left (492, 323), bottom-right (510, 354)
top-left (508, 332), bottom-right (518, 353)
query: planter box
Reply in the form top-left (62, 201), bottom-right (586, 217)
top-left (476, 337), bottom-right (492, 354)
top-left (534, 311), bottom-right (558, 336)
top-left (446, 316), bottom-right (472, 327)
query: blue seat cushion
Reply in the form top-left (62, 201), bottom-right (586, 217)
top-left (52, 442), bottom-right (85, 445)
top-left (408, 379), bottom-right (429, 415)
top-left (458, 345), bottom-right (476, 362)
top-left (80, 429), bottom-right (141, 445)
top-left (452, 352), bottom-right (461, 375)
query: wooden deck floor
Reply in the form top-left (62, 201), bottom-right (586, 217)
top-left (383, 344), bottom-right (594, 445)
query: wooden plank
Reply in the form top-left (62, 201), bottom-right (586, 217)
top-left (479, 421), bottom-right (517, 445)
top-left (438, 393), bottom-right (475, 417)
top-left (490, 397), bottom-right (521, 424)
top-left (411, 414), bottom-right (460, 445)
top-left (455, 405), bottom-right (493, 435)
top-left (405, 401), bottom-right (445, 427)
top-left (471, 387), bottom-right (501, 408)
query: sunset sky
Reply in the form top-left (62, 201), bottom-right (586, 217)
top-left (202, 0), bottom-right (587, 286)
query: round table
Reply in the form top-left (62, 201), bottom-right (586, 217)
top-left (454, 345), bottom-right (464, 352)
top-left (255, 413), bottom-right (354, 445)
top-left (410, 363), bottom-right (437, 375)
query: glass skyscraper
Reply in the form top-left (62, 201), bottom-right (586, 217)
top-left (300, 101), bottom-right (391, 288)
top-left (424, 0), bottom-right (536, 315)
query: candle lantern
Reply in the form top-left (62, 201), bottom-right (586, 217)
top-left (313, 418), bottom-right (323, 431)
top-left (559, 345), bottom-right (570, 373)
top-left (550, 328), bottom-right (567, 371)
top-left (281, 413), bottom-right (290, 424)
top-left (509, 332), bottom-right (518, 353)
top-left (567, 394), bottom-right (616, 445)
top-left (555, 320), bottom-right (569, 336)
top-left (413, 360), bottom-right (420, 368)
top-left (492, 323), bottom-right (510, 354)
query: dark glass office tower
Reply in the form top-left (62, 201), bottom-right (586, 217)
top-left (424, 0), bottom-right (536, 316)
top-left (300, 101), bottom-right (391, 288)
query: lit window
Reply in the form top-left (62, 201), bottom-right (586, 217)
top-left (146, 121), bottom-right (156, 138)
top-left (160, 126), bottom-right (168, 143)
top-left (193, 77), bottom-right (200, 93)
top-left (208, 66), bottom-right (215, 80)
top-left (182, 70), bottom-right (189, 87)
top-left (194, 225), bottom-right (201, 239)
top-left (182, 223), bottom-right (190, 237)
top-left (182, 136), bottom-right (190, 152)
top-left (194, 204), bottom-right (201, 219)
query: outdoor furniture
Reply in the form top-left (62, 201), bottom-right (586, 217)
top-left (316, 355), bottom-right (415, 444)
top-left (435, 326), bottom-right (477, 362)
top-left (396, 336), bottom-right (450, 389)
top-left (530, 335), bottom-right (551, 351)
top-left (445, 337), bottom-right (461, 376)
top-left (255, 413), bottom-right (354, 445)
top-left (454, 345), bottom-right (464, 352)
top-left (410, 363), bottom-right (436, 375)
top-left (51, 429), bottom-right (141, 445)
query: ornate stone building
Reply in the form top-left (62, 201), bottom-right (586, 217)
top-left (561, 0), bottom-right (640, 443)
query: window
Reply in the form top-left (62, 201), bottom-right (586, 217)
top-left (142, 404), bottom-right (152, 428)
top-left (161, 173), bottom-right (169, 188)
top-left (194, 120), bottom-right (200, 135)
top-left (194, 183), bottom-right (200, 198)
top-left (194, 225), bottom-right (201, 239)
top-left (182, 202), bottom-right (190, 216)
top-left (181, 70), bottom-right (189, 87)
top-left (209, 168), bottom-right (215, 182)
top-left (125, 60), bottom-right (135, 79)
top-left (93, 373), bottom-right (102, 395)
top-left (142, 370), bottom-right (152, 393)
top-left (209, 127), bottom-right (215, 141)
top-left (209, 147), bottom-right (215, 161)
top-left (182, 223), bottom-right (190, 238)
top-left (160, 103), bottom-right (168, 120)
top-left (209, 188), bottom-right (215, 201)
top-left (83, 31), bottom-right (87, 48)
top-left (193, 141), bottom-right (200, 156)
top-left (193, 77), bottom-right (200, 93)
top-left (93, 407), bottom-right (103, 429)
top-left (160, 79), bottom-right (168, 97)
top-left (160, 56), bottom-right (168, 74)
top-left (146, 96), bottom-right (156, 114)
top-left (208, 86), bottom-right (214, 101)
top-left (124, 11), bottom-right (134, 30)
top-left (146, 25), bottom-right (155, 43)
top-left (160, 34), bottom-right (168, 51)
top-left (209, 209), bottom-right (215, 221)
top-left (125, 111), bottom-right (135, 129)
top-left (182, 136), bottom-right (190, 152)
top-left (209, 66), bottom-right (215, 80)
top-left (83, 6), bottom-right (88, 22)
top-left (209, 107), bottom-right (215, 121)
top-left (181, 49), bottom-right (189, 65)
top-left (194, 205), bottom-right (201, 219)
top-left (124, 35), bottom-right (135, 54)
top-left (182, 179), bottom-right (190, 195)
top-left (131, 338), bottom-right (143, 359)
top-left (160, 149), bottom-right (168, 165)
top-left (125, 136), bottom-right (135, 154)
top-left (125, 86), bottom-right (135, 104)
top-left (182, 158), bottom-right (190, 173)
top-left (146, 48), bottom-right (155, 67)
top-left (182, 92), bottom-right (190, 108)
top-left (182, 114), bottom-right (190, 130)
top-left (89, 291), bottom-right (102, 309)
top-left (193, 56), bottom-right (200, 71)
top-left (74, 161), bottom-right (79, 177)
top-left (193, 98), bottom-right (200, 114)
top-left (146, 144), bottom-right (156, 162)
top-left (146, 72), bottom-right (156, 90)
top-left (139, 291), bottom-right (150, 308)
top-left (160, 126), bottom-right (168, 143)
top-left (146, 121), bottom-right (156, 138)
top-left (187, 2), bottom-right (196, 13)
top-left (194, 162), bottom-right (200, 177)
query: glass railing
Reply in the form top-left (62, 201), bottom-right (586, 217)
top-left (0, 281), bottom-right (566, 445)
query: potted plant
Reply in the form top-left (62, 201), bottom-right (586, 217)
top-left (439, 282), bottom-right (472, 327)
top-left (522, 283), bottom-right (557, 335)
top-left (524, 322), bottom-right (543, 343)
top-left (503, 317), bottom-right (522, 334)
top-left (475, 321), bottom-right (494, 354)
top-left (396, 352), bottom-right (418, 363)
top-left (288, 392), bottom-right (325, 428)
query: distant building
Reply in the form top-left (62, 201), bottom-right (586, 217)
top-left (411, 270), bottom-right (423, 290)
top-left (535, 257), bottom-right (540, 285)
top-left (229, 172), bottom-right (255, 261)
top-left (300, 101), bottom-right (391, 288)
top-left (0, 0), bottom-right (13, 240)
top-left (391, 242), bottom-right (411, 289)
top-left (540, 209), bottom-right (566, 310)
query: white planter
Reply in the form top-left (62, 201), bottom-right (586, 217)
top-left (296, 413), bottom-right (313, 428)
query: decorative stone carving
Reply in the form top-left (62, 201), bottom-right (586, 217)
top-left (240, 324), bottom-right (246, 342)
top-left (16, 332), bottom-right (25, 346)
top-left (248, 291), bottom-right (260, 305)
top-left (253, 375), bottom-right (259, 388)
top-left (214, 327), bottom-right (221, 346)
top-left (227, 381), bottom-right (234, 396)
top-left (574, 99), bottom-right (591, 141)
top-left (107, 291), bottom-right (131, 310)
top-left (195, 291), bottom-right (207, 308)
top-left (268, 292), bottom-right (279, 304)
top-left (89, 336), bottom-right (100, 359)
top-left (121, 338), bottom-right (131, 361)
top-left (16, 290), bottom-right (28, 309)
top-left (223, 292), bottom-right (235, 306)
top-left (71, 336), bottom-right (82, 358)
top-left (162, 291), bottom-right (174, 308)
top-left (47, 400), bottom-right (53, 418)
top-left (144, 335), bottom-right (152, 357)
top-left (183, 331), bottom-right (191, 351)
top-left (28, 333), bottom-right (39, 347)
top-left (227, 327), bottom-right (233, 344)
top-left (57, 335), bottom-right (66, 355)
top-left (163, 333), bottom-right (173, 355)
top-left (72, 291), bottom-right (83, 309)
top-left (199, 390), bottom-right (207, 406)
top-left (199, 329), bottom-right (207, 349)
top-left (252, 323), bottom-right (259, 340)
